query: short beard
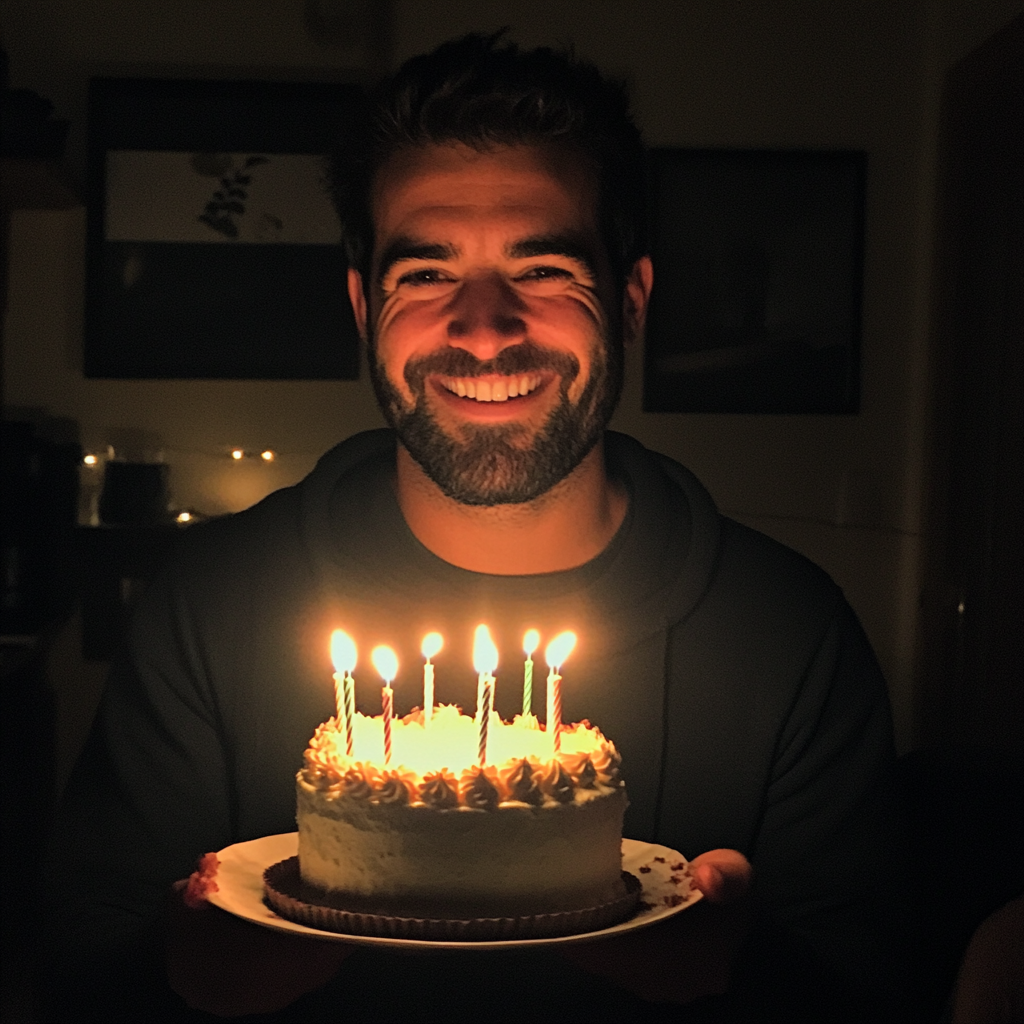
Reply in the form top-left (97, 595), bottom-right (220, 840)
top-left (369, 336), bottom-right (623, 507)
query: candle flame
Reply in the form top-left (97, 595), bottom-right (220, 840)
top-left (523, 629), bottom-right (540, 657)
top-left (371, 645), bottom-right (398, 683)
top-left (545, 631), bottom-right (576, 670)
top-left (421, 632), bottom-right (443, 660)
top-left (330, 630), bottom-right (357, 675)
top-left (473, 624), bottom-right (499, 676)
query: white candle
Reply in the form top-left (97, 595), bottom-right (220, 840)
top-left (544, 631), bottom-right (576, 752)
top-left (421, 632), bottom-right (443, 725)
top-left (330, 629), bottom-right (357, 756)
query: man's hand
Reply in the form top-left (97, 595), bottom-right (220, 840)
top-left (560, 848), bottom-right (753, 1005)
top-left (166, 878), bottom-right (355, 1017)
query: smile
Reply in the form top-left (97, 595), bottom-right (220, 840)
top-left (439, 374), bottom-right (543, 403)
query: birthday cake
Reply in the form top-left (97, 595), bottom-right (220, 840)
top-left (270, 705), bottom-right (631, 934)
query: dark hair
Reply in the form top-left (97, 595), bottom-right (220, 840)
top-left (330, 31), bottom-right (647, 286)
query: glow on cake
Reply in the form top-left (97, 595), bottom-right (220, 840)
top-left (295, 629), bottom-right (630, 920)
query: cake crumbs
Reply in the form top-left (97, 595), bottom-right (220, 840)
top-left (653, 856), bottom-right (666, 863)
top-left (671, 861), bottom-right (686, 871)
top-left (663, 894), bottom-right (686, 907)
top-left (183, 852), bottom-right (220, 909)
top-left (638, 864), bottom-right (652, 873)
top-left (668, 875), bottom-right (683, 885)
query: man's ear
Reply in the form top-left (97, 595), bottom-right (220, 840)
top-left (622, 256), bottom-right (653, 347)
top-left (347, 267), bottom-right (369, 344)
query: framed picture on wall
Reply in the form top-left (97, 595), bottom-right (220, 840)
top-left (643, 149), bottom-right (866, 414)
top-left (85, 77), bottom-right (365, 379)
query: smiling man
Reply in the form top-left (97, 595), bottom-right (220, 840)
top-left (48, 33), bottom-right (909, 1023)
top-left (356, 140), bottom-right (641, 573)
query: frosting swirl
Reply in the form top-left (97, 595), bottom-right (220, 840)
top-left (419, 770), bottom-right (459, 809)
top-left (540, 761), bottom-right (576, 804)
top-left (459, 767), bottom-right (500, 810)
top-left (375, 770), bottom-right (414, 805)
top-left (589, 743), bottom-right (623, 787)
top-left (341, 765), bottom-right (377, 800)
top-left (506, 759), bottom-right (544, 806)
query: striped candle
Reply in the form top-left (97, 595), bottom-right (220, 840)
top-left (478, 677), bottom-right (493, 766)
top-left (545, 632), bottom-right (577, 753)
top-left (382, 685), bottom-right (394, 764)
top-left (343, 674), bottom-right (355, 756)
top-left (522, 629), bottom-right (539, 715)
top-left (371, 645), bottom-right (399, 766)
top-left (330, 630), bottom-right (358, 757)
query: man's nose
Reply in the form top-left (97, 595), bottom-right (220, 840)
top-left (444, 273), bottom-right (527, 358)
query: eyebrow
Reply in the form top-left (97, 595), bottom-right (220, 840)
top-left (375, 232), bottom-right (601, 285)
top-left (506, 234), bottom-right (600, 278)
top-left (376, 238), bottom-right (457, 285)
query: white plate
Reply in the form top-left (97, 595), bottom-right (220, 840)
top-left (207, 833), bottom-right (702, 951)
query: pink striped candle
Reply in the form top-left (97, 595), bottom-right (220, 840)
top-left (545, 632), bottom-right (577, 753)
top-left (371, 645), bottom-right (399, 766)
top-left (382, 685), bottom-right (394, 764)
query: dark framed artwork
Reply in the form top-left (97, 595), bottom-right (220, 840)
top-left (85, 78), bottom-right (364, 379)
top-left (643, 149), bottom-right (866, 414)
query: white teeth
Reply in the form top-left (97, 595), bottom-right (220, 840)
top-left (442, 375), bottom-right (541, 402)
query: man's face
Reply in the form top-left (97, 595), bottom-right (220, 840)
top-left (352, 142), bottom-right (626, 507)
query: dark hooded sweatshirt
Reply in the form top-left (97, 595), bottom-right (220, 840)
top-left (48, 430), bottom-right (906, 1021)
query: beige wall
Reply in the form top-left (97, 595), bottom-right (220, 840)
top-left (3, 0), bottom-right (1021, 752)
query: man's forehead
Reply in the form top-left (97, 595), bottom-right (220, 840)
top-left (370, 142), bottom-right (600, 230)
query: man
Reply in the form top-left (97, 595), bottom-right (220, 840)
top-left (49, 33), bottom-right (906, 1022)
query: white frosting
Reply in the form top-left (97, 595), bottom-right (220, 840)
top-left (297, 777), bottom-right (627, 917)
top-left (295, 706), bottom-right (629, 917)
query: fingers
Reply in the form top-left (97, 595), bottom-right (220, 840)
top-left (688, 848), bottom-right (752, 903)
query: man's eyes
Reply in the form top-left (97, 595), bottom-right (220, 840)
top-left (396, 268), bottom-right (453, 286)
top-left (391, 264), bottom-right (580, 290)
top-left (516, 265), bottom-right (574, 282)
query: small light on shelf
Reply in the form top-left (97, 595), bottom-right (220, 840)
top-left (176, 511), bottom-right (193, 524)
top-left (83, 454), bottom-right (98, 467)
top-left (231, 449), bottom-right (245, 461)
top-left (260, 450), bottom-right (275, 462)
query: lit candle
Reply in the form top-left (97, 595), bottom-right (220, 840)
top-left (545, 631), bottom-right (577, 752)
top-left (330, 629), bottom-right (357, 756)
top-left (421, 632), bottom-right (443, 725)
top-left (473, 625), bottom-right (498, 765)
top-left (478, 677), bottom-right (493, 766)
top-left (371, 645), bottom-right (398, 765)
top-left (522, 629), bottom-right (540, 716)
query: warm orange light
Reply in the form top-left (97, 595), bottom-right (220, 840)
top-left (330, 630), bottom-right (357, 675)
top-left (175, 511), bottom-right (192, 524)
top-left (473, 624), bottom-right (498, 677)
top-left (260, 450), bottom-right (275, 462)
top-left (371, 645), bottom-right (398, 683)
top-left (545, 631), bottom-right (576, 670)
top-left (83, 453), bottom-right (98, 466)
top-left (523, 629), bottom-right (540, 657)
top-left (231, 448), bottom-right (244, 460)
top-left (421, 632), bottom-right (443, 660)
